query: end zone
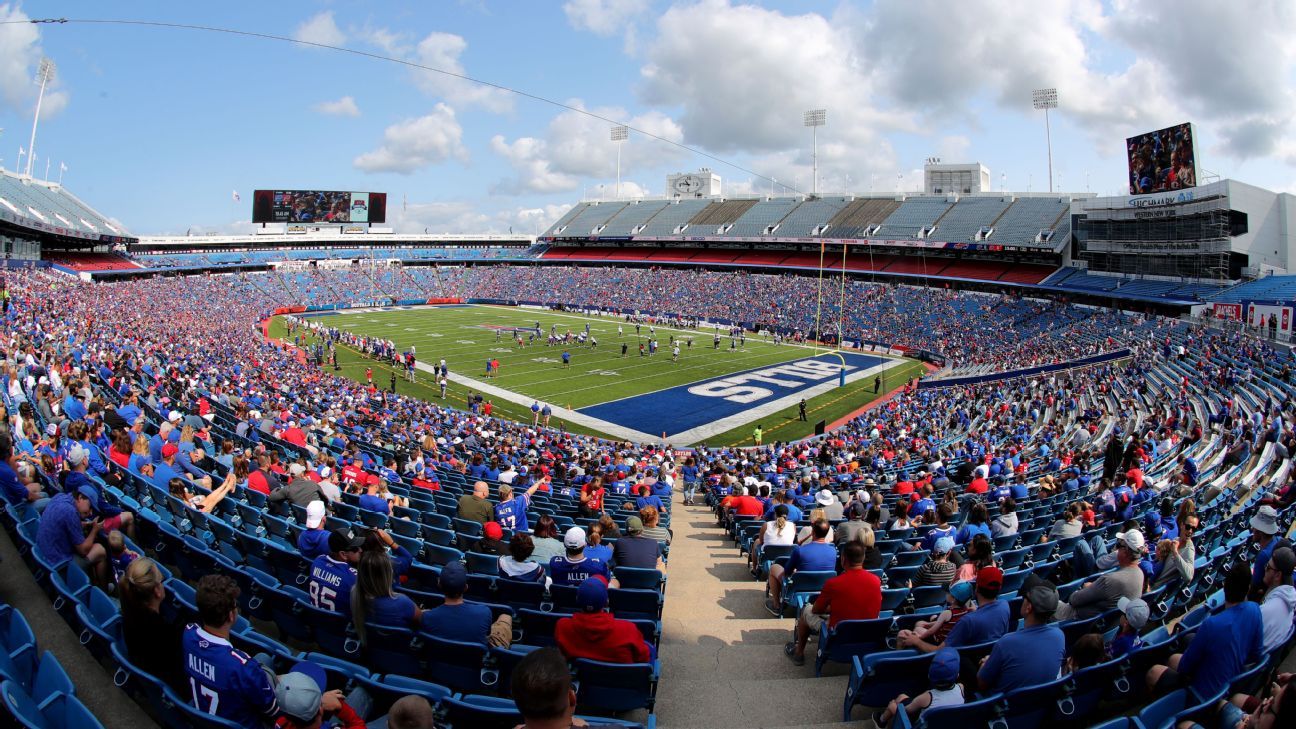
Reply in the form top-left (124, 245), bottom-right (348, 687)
top-left (578, 350), bottom-right (904, 444)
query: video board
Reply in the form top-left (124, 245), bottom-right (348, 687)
top-left (252, 190), bottom-right (387, 224)
top-left (1126, 123), bottom-right (1197, 195)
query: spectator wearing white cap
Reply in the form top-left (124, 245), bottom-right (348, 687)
top-left (816, 488), bottom-right (844, 520)
top-left (1109, 597), bottom-right (1149, 658)
top-left (297, 501), bottom-right (331, 560)
top-left (548, 527), bottom-right (610, 587)
top-left (1054, 529), bottom-right (1147, 621)
top-left (1249, 505), bottom-right (1290, 597)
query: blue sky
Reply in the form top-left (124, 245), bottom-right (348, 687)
top-left (1, 0), bottom-right (1294, 235)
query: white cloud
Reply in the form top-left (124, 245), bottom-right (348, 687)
top-left (0, 4), bottom-right (69, 120)
top-left (638, 1), bottom-right (904, 189)
top-left (491, 101), bottom-right (685, 194)
top-left (563, 0), bottom-right (650, 36)
top-left (391, 199), bottom-right (573, 235)
top-left (312, 96), bottom-right (361, 117)
top-left (292, 11), bottom-right (345, 47)
top-left (353, 104), bottom-right (469, 174)
top-left (411, 32), bottom-right (512, 112)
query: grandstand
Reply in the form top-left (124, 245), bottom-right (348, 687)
top-left (0, 170), bottom-right (126, 240)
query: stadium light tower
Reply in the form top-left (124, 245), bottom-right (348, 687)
top-left (804, 109), bottom-right (826, 196)
top-left (610, 125), bottom-right (628, 199)
top-left (1031, 88), bottom-right (1058, 193)
top-left (25, 58), bottom-right (55, 178)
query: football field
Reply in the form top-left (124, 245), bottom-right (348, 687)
top-left (281, 304), bottom-right (922, 446)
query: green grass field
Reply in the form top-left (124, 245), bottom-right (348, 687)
top-left (271, 305), bottom-right (926, 446)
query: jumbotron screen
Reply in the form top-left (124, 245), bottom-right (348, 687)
top-left (1126, 123), bottom-right (1197, 195)
top-left (252, 190), bottom-right (387, 224)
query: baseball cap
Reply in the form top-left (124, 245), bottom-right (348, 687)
top-left (161, 442), bottom-right (179, 459)
top-left (75, 485), bottom-right (100, 511)
top-left (288, 463), bottom-right (306, 477)
top-left (626, 516), bottom-right (644, 534)
top-left (1117, 596), bottom-right (1150, 630)
top-left (929, 648), bottom-right (960, 685)
top-left (948, 580), bottom-right (975, 604)
top-left (439, 561), bottom-right (468, 594)
top-left (44, 422), bottom-right (58, 437)
top-left (1025, 584), bottom-right (1060, 617)
top-left (564, 527), bottom-right (587, 549)
top-left (1116, 530), bottom-right (1147, 554)
top-left (167, 410), bottom-right (182, 423)
top-left (577, 576), bottom-right (609, 612)
top-left (66, 445), bottom-right (88, 468)
top-left (305, 501), bottom-right (326, 529)
top-left (275, 662), bottom-right (327, 722)
top-left (932, 537), bottom-right (956, 555)
top-left (483, 522), bottom-right (503, 540)
top-left (815, 489), bottom-right (835, 507)
top-left (975, 566), bottom-right (1004, 594)
top-left (328, 529), bottom-right (364, 554)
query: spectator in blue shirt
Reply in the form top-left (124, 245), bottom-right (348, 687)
top-left (899, 565), bottom-right (1009, 654)
top-left (549, 527), bottom-right (610, 587)
top-left (765, 519), bottom-right (837, 615)
top-left (420, 561), bottom-right (513, 648)
top-left (954, 503), bottom-right (993, 545)
top-left (1147, 564), bottom-right (1264, 698)
top-left (1248, 506), bottom-right (1289, 597)
top-left (0, 433), bottom-right (48, 513)
top-left (978, 583), bottom-right (1066, 693)
top-left (36, 485), bottom-right (109, 586)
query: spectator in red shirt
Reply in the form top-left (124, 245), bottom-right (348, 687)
top-left (246, 454), bottom-right (274, 496)
top-left (555, 578), bottom-right (654, 664)
top-left (732, 487), bottom-right (765, 518)
top-left (967, 473), bottom-right (989, 495)
top-left (785, 540), bottom-right (882, 665)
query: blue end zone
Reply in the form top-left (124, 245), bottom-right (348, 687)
top-left (578, 351), bottom-right (888, 438)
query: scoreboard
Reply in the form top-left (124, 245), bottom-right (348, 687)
top-left (252, 190), bottom-right (387, 224)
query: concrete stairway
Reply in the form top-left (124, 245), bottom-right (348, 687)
top-left (654, 500), bottom-right (869, 728)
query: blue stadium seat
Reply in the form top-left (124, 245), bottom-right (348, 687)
top-left (0, 607), bottom-right (37, 660)
top-left (998, 674), bottom-right (1071, 728)
top-left (364, 624), bottom-right (423, 677)
top-left (351, 672), bottom-right (453, 718)
top-left (73, 587), bottom-right (120, 659)
top-left (893, 692), bottom-right (1004, 729)
top-left (1, 680), bottom-right (103, 729)
top-left (441, 694), bottom-right (522, 729)
top-left (814, 617), bottom-right (892, 677)
top-left (1132, 688), bottom-right (1190, 729)
top-left (263, 584), bottom-right (315, 645)
top-left (571, 657), bottom-right (659, 712)
top-left (157, 683), bottom-right (243, 728)
top-left (780, 570), bottom-right (834, 616)
top-left (0, 649), bottom-right (74, 702)
top-left (843, 651), bottom-right (934, 721)
top-left (419, 635), bottom-right (494, 693)
top-left (614, 567), bottom-right (665, 591)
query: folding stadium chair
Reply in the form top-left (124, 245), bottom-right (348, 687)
top-left (614, 566), bottom-right (665, 591)
top-left (466, 551), bottom-right (501, 576)
top-left (229, 566), bottom-right (279, 623)
top-left (418, 634), bottom-right (495, 693)
top-left (891, 692), bottom-right (1004, 729)
top-left (73, 587), bottom-right (120, 660)
top-left (421, 543), bottom-right (464, 567)
top-left (517, 608), bottom-right (564, 646)
top-left (264, 541), bottom-right (312, 588)
top-left (908, 585), bottom-right (948, 612)
top-left (814, 617), bottom-right (892, 677)
top-left (608, 587), bottom-right (663, 621)
top-left (350, 673), bottom-right (453, 719)
top-left (1, 680), bottom-right (104, 729)
top-left (1132, 688), bottom-right (1193, 729)
top-left (48, 565), bottom-right (91, 622)
top-left (878, 587), bottom-right (910, 614)
top-left (297, 600), bottom-right (361, 659)
top-left (0, 607), bottom-right (37, 661)
top-left (441, 694), bottom-right (524, 729)
top-left (0, 649), bottom-right (75, 702)
top-left (109, 641), bottom-right (173, 723)
top-left (779, 570), bottom-right (835, 617)
top-left (491, 644), bottom-right (544, 693)
top-left (158, 683), bottom-right (243, 728)
top-left (264, 584), bottom-right (315, 646)
top-left (997, 675), bottom-right (1073, 729)
top-left (843, 651), bottom-right (935, 721)
top-left (364, 624), bottom-right (423, 678)
top-left (571, 657), bottom-right (659, 713)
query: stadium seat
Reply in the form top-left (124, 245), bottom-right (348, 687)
top-left (843, 651), bottom-right (934, 721)
top-left (997, 674), bottom-right (1072, 728)
top-left (571, 657), bottom-right (659, 712)
top-left (418, 635), bottom-right (494, 693)
top-left (441, 694), bottom-right (523, 729)
top-left (814, 617), bottom-right (892, 677)
top-left (364, 624), bottom-right (423, 677)
top-left (892, 691), bottom-right (1004, 729)
top-left (1, 680), bottom-right (103, 729)
top-left (73, 587), bottom-right (121, 659)
top-left (0, 649), bottom-right (75, 702)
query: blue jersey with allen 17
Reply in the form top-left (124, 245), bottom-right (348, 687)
top-left (181, 625), bottom-right (277, 728)
top-left (547, 556), bottom-right (610, 586)
top-left (494, 494), bottom-right (530, 532)
top-left (308, 555), bottom-right (357, 617)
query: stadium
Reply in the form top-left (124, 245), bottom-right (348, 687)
top-left (1, 6), bottom-right (1296, 729)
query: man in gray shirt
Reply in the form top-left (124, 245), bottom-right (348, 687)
top-left (835, 501), bottom-right (871, 548)
top-left (815, 489), bottom-right (844, 521)
top-left (1054, 529), bottom-right (1147, 621)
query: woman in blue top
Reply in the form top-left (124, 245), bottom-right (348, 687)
top-left (955, 503), bottom-right (993, 545)
top-left (351, 550), bottom-right (421, 647)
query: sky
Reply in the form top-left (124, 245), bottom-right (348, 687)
top-left (1, 0), bottom-right (1294, 236)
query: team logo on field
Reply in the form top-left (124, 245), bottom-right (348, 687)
top-left (687, 359), bottom-right (851, 403)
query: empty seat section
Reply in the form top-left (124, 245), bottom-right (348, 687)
top-left (687, 200), bottom-right (758, 231)
top-left (636, 199), bottom-right (712, 236)
top-left (719, 199), bottom-right (801, 237)
top-left (930, 197), bottom-right (1012, 242)
top-left (873, 198), bottom-right (954, 238)
top-left (991, 197), bottom-right (1071, 247)
top-left (598, 201), bottom-right (673, 236)
top-left (822, 198), bottom-right (901, 238)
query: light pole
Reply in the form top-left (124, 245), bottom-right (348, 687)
top-left (804, 109), bottom-right (826, 196)
top-left (1032, 88), bottom-right (1058, 193)
top-left (610, 125), bottom-right (628, 199)
top-left (26, 58), bottom-right (55, 178)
